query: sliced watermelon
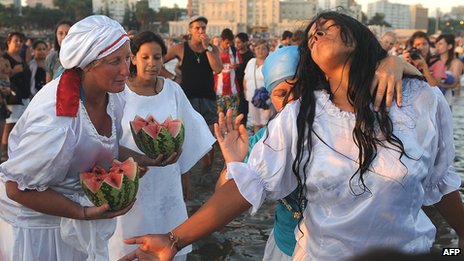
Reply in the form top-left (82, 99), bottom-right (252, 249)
top-left (129, 114), bottom-right (185, 160)
top-left (142, 124), bottom-right (160, 139)
top-left (165, 120), bottom-right (183, 137)
top-left (131, 120), bottom-right (148, 134)
top-left (80, 157), bottom-right (139, 211)
top-left (80, 172), bottom-right (106, 193)
top-left (104, 172), bottom-right (123, 189)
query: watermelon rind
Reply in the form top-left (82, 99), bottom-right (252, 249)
top-left (80, 158), bottom-right (139, 211)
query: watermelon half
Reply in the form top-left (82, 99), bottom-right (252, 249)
top-left (80, 157), bottom-right (139, 211)
top-left (130, 114), bottom-right (185, 160)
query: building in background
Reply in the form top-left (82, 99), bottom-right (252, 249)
top-left (170, 0), bottom-right (318, 36)
top-left (187, 0), bottom-right (200, 16)
top-left (410, 4), bottom-right (428, 30)
top-left (149, 0), bottom-right (160, 12)
top-left (92, 0), bottom-right (138, 23)
top-left (318, 0), bottom-right (362, 21)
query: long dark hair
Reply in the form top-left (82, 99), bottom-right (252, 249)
top-left (129, 31), bottom-right (167, 77)
top-left (291, 11), bottom-right (407, 214)
top-left (54, 20), bottom-right (73, 53)
top-left (436, 33), bottom-right (455, 69)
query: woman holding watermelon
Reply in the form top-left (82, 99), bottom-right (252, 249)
top-left (108, 31), bottom-right (215, 261)
top-left (0, 15), bottom-right (164, 261)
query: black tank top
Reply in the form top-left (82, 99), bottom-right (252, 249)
top-left (181, 41), bottom-right (215, 100)
top-left (3, 53), bottom-right (31, 104)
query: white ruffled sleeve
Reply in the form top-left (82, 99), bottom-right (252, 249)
top-left (226, 101), bottom-right (300, 215)
top-left (173, 81), bottom-right (215, 174)
top-left (0, 124), bottom-right (76, 191)
top-left (423, 88), bottom-right (461, 206)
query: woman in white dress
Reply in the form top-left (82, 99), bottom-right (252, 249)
top-left (0, 15), bottom-right (160, 261)
top-left (119, 12), bottom-right (464, 261)
top-left (108, 31), bottom-right (215, 261)
top-left (243, 39), bottom-right (270, 134)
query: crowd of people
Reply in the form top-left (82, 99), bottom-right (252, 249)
top-left (0, 11), bottom-right (463, 261)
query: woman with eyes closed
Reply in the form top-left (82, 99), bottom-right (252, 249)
top-left (108, 31), bottom-right (215, 261)
top-left (118, 12), bottom-right (464, 261)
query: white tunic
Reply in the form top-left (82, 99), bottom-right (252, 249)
top-left (0, 77), bottom-right (123, 261)
top-left (226, 79), bottom-right (461, 260)
top-left (109, 79), bottom-right (215, 260)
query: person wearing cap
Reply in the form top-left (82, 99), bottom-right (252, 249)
top-left (0, 15), bottom-right (160, 260)
top-left (161, 15), bottom-right (222, 167)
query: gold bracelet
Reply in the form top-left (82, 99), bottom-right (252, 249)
top-left (168, 231), bottom-right (182, 251)
top-left (83, 206), bottom-right (89, 220)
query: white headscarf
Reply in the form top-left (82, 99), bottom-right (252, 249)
top-left (60, 15), bottom-right (129, 69)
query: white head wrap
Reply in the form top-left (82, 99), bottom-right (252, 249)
top-left (60, 15), bottom-right (129, 69)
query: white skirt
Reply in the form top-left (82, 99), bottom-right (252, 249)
top-left (0, 217), bottom-right (87, 261)
top-left (262, 229), bottom-right (293, 261)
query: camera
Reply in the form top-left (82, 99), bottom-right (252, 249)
top-left (409, 48), bottom-right (422, 60)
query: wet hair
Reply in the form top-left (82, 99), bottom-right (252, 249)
top-left (290, 11), bottom-right (407, 218)
top-left (129, 31), bottom-right (167, 77)
top-left (221, 28), bottom-right (234, 41)
top-left (33, 40), bottom-right (47, 50)
top-left (407, 31), bottom-right (432, 61)
top-left (436, 33), bottom-right (456, 68)
top-left (235, 32), bottom-right (249, 42)
top-left (53, 20), bottom-right (73, 53)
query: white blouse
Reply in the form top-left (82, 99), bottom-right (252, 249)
top-left (243, 58), bottom-right (265, 101)
top-left (109, 79), bottom-right (215, 259)
top-left (0, 77), bottom-right (124, 259)
top-left (226, 78), bottom-right (461, 260)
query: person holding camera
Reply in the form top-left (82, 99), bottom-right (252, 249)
top-left (403, 31), bottom-right (446, 87)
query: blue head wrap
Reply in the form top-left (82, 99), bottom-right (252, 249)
top-left (262, 46), bottom-right (299, 93)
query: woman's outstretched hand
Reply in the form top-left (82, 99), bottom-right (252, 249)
top-left (214, 109), bottom-right (248, 164)
top-left (118, 234), bottom-right (176, 261)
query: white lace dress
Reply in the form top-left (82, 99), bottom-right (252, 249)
top-left (108, 79), bottom-right (215, 260)
top-left (0, 77), bottom-right (123, 261)
top-left (226, 79), bottom-right (461, 260)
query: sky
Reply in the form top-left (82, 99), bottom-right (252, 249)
top-left (160, 0), bottom-right (461, 16)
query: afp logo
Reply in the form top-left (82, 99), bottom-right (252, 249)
top-left (442, 248), bottom-right (461, 256)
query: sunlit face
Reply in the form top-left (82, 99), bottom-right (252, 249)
top-left (56, 24), bottom-right (71, 47)
top-left (84, 41), bottom-right (131, 93)
top-left (270, 79), bottom-right (296, 111)
top-left (308, 19), bottom-right (354, 72)
top-left (435, 38), bottom-right (451, 56)
top-left (234, 37), bottom-right (247, 51)
top-left (131, 41), bottom-right (163, 80)
top-left (412, 37), bottom-right (429, 57)
top-left (33, 43), bottom-right (48, 60)
top-left (189, 21), bottom-right (207, 42)
top-left (7, 35), bottom-right (22, 53)
top-left (254, 43), bottom-right (269, 60)
top-left (380, 35), bottom-right (395, 51)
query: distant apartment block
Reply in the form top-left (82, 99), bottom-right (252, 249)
top-left (92, 0), bottom-right (138, 23)
top-left (170, 0), bottom-right (318, 36)
top-left (367, 0), bottom-right (427, 30)
top-left (187, 0), bottom-right (200, 16)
